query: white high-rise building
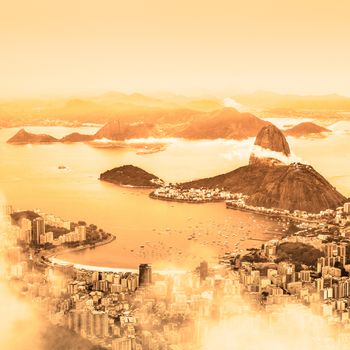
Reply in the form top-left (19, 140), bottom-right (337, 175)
top-left (75, 225), bottom-right (87, 241)
top-left (112, 337), bottom-right (132, 350)
top-left (45, 231), bottom-right (54, 244)
top-left (344, 203), bottom-right (350, 214)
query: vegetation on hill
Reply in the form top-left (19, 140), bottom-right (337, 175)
top-left (100, 165), bottom-right (163, 188)
top-left (181, 162), bottom-right (345, 213)
top-left (41, 325), bottom-right (105, 350)
top-left (275, 242), bottom-right (323, 267)
top-left (181, 124), bottom-right (345, 213)
top-left (11, 210), bottom-right (40, 222)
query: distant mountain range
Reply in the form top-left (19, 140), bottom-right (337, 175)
top-left (176, 108), bottom-right (270, 140)
top-left (2, 90), bottom-right (350, 128)
top-left (94, 121), bottom-right (161, 140)
top-left (7, 107), bottom-right (272, 143)
top-left (0, 92), bottom-right (223, 127)
top-left (7, 129), bottom-right (60, 143)
top-left (284, 122), bottom-right (330, 137)
top-left (6, 110), bottom-right (336, 144)
top-left (233, 91), bottom-right (350, 110)
top-left (60, 132), bottom-right (94, 142)
top-left (7, 129), bottom-right (95, 144)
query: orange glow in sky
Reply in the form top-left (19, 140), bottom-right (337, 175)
top-left (1, 0), bottom-right (350, 97)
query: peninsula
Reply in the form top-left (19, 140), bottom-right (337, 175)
top-left (151, 125), bottom-right (345, 213)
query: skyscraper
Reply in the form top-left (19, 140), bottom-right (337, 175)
top-left (139, 264), bottom-right (152, 286)
top-left (200, 261), bottom-right (208, 282)
top-left (32, 217), bottom-right (45, 245)
top-left (75, 225), bottom-right (87, 241)
top-left (344, 202), bottom-right (350, 214)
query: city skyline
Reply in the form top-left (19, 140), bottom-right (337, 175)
top-left (1, 1), bottom-right (350, 349)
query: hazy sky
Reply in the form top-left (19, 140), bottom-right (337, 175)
top-left (1, 0), bottom-right (350, 97)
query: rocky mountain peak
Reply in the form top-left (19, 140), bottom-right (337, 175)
top-left (249, 125), bottom-right (291, 165)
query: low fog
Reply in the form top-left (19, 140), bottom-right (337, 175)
top-left (202, 301), bottom-right (344, 350)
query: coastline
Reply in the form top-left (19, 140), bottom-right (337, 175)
top-left (43, 232), bottom-right (116, 263)
top-left (45, 193), bottom-right (322, 276)
top-left (46, 232), bottom-right (186, 275)
top-left (49, 257), bottom-right (187, 275)
top-left (38, 192), bottom-right (317, 276)
top-left (226, 203), bottom-right (320, 224)
top-left (149, 192), bottom-right (226, 204)
top-left (150, 191), bottom-right (321, 224)
top-left (99, 178), bottom-right (159, 189)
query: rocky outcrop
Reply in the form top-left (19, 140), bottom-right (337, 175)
top-left (181, 162), bottom-right (345, 213)
top-left (284, 122), bottom-right (330, 137)
top-left (254, 124), bottom-right (291, 155)
top-left (7, 129), bottom-right (59, 144)
top-left (181, 125), bottom-right (345, 213)
top-left (99, 165), bottom-right (163, 188)
top-left (249, 124), bottom-right (291, 165)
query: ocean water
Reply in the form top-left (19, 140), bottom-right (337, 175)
top-left (0, 124), bottom-right (349, 269)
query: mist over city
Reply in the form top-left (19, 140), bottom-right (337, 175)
top-left (1, 1), bottom-right (350, 349)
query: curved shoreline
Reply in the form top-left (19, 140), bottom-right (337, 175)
top-left (226, 203), bottom-right (319, 223)
top-left (45, 199), bottom-right (315, 275)
top-left (42, 199), bottom-right (287, 275)
top-left (45, 233), bottom-right (187, 275)
top-left (43, 233), bottom-right (116, 261)
top-left (150, 191), bottom-right (320, 223)
top-left (49, 257), bottom-right (187, 275)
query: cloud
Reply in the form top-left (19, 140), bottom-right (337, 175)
top-left (0, 199), bottom-right (43, 350)
top-left (202, 302), bottom-right (340, 350)
top-left (223, 98), bottom-right (244, 111)
top-left (0, 282), bottom-right (42, 350)
top-left (251, 145), bottom-right (302, 164)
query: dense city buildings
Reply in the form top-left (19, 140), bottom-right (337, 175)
top-left (2, 201), bottom-right (350, 349)
top-left (1, 2), bottom-right (350, 349)
top-left (150, 186), bottom-right (238, 203)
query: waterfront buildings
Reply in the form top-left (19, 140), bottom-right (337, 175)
top-left (151, 186), bottom-right (238, 203)
top-left (2, 203), bottom-right (350, 349)
top-left (75, 225), bottom-right (87, 241)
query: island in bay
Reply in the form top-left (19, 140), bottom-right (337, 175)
top-left (99, 164), bottom-right (164, 188)
top-left (98, 124), bottom-right (345, 213)
top-left (284, 121), bottom-right (331, 137)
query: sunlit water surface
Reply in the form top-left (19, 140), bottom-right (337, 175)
top-left (0, 123), bottom-right (349, 269)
